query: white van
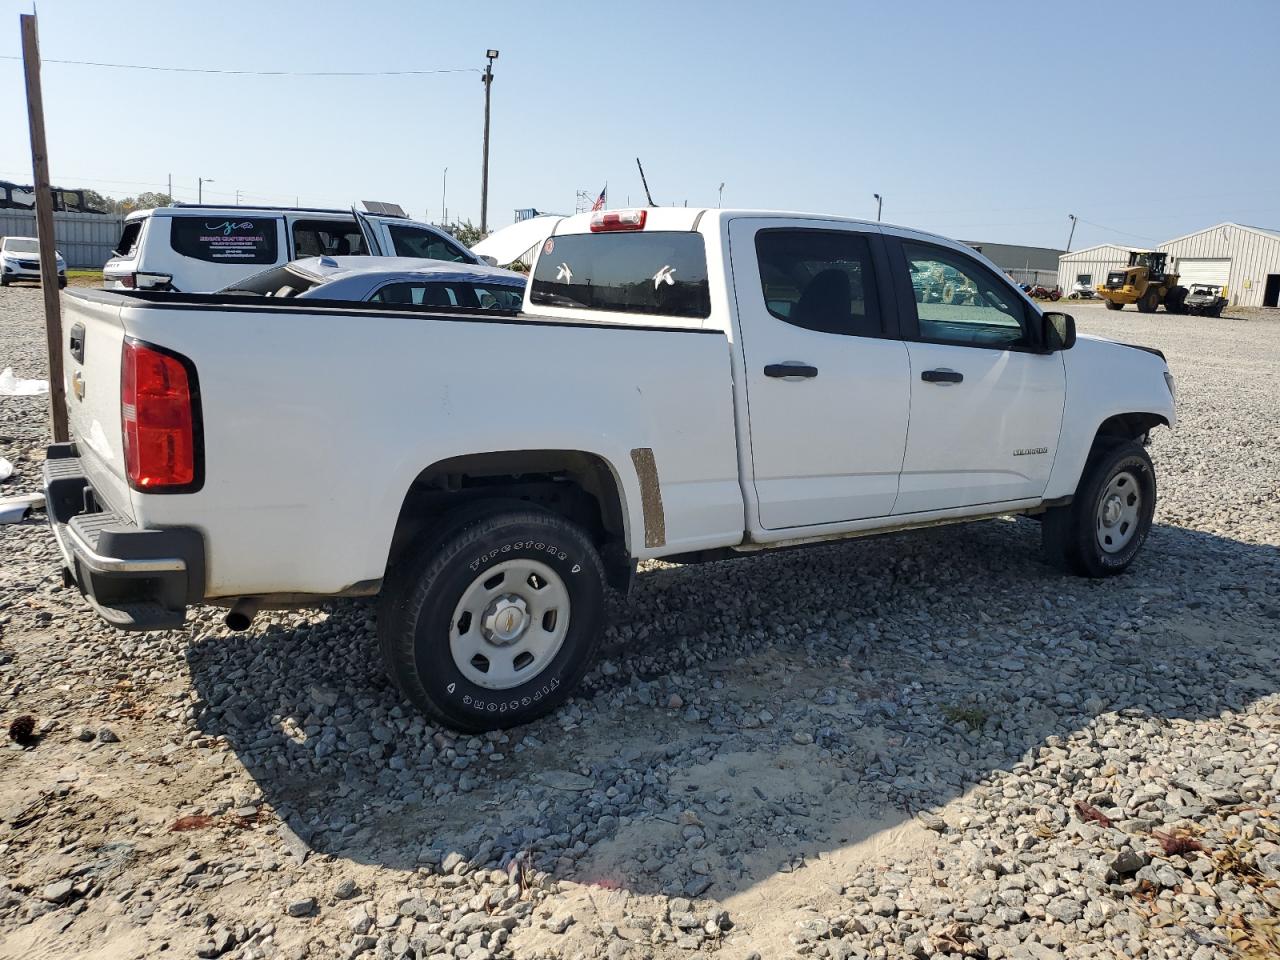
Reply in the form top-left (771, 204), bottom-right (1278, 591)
top-left (103, 203), bottom-right (487, 293)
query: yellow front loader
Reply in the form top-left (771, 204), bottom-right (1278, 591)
top-left (1097, 251), bottom-right (1188, 313)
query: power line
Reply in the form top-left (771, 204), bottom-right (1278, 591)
top-left (1072, 217), bottom-right (1161, 245)
top-left (0, 54), bottom-right (479, 77)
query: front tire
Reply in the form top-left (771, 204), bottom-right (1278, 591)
top-left (1104, 299), bottom-right (1123, 311)
top-left (378, 505), bottom-right (607, 731)
top-left (1137, 289), bottom-right (1160, 313)
top-left (1042, 440), bottom-right (1156, 577)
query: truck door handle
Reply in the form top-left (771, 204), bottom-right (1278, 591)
top-left (69, 323), bottom-right (85, 364)
top-left (764, 362), bottom-right (818, 379)
top-left (921, 368), bottom-right (963, 384)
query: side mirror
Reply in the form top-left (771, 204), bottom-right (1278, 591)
top-left (480, 255), bottom-right (499, 267)
top-left (1041, 311), bottom-right (1076, 351)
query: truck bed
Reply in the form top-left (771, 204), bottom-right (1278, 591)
top-left (60, 289), bottom-right (746, 600)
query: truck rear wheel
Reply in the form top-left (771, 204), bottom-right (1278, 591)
top-left (1042, 440), bottom-right (1156, 578)
top-left (378, 504), bottom-right (606, 731)
top-left (1104, 299), bottom-right (1123, 311)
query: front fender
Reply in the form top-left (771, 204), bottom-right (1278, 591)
top-left (1043, 337), bottom-right (1176, 500)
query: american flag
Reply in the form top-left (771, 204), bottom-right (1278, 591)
top-left (591, 185), bottom-right (607, 211)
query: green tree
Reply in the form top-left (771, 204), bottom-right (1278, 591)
top-left (119, 191), bottom-right (173, 212)
top-left (81, 188), bottom-right (117, 213)
top-left (448, 219), bottom-right (486, 249)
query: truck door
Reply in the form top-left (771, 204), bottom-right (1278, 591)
top-left (728, 219), bottom-right (911, 529)
top-left (885, 236), bottom-right (1066, 514)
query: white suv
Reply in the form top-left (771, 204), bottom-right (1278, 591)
top-left (103, 204), bottom-right (486, 293)
top-left (1, 236), bottom-right (67, 287)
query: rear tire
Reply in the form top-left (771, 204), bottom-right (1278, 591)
top-left (378, 504), bottom-right (607, 731)
top-left (1104, 299), bottom-right (1123, 311)
top-left (1042, 440), bottom-right (1156, 578)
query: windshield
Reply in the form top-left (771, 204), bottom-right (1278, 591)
top-left (219, 264), bottom-right (319, 298)
top-left (3, 238), bottom-right (41, 254)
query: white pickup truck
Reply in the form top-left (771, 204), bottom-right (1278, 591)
top-left (46, 207), bottom-right (1176, 731)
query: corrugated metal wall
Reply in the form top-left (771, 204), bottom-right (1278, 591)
top-left (1057, 244), bottom-right (1129, 293)
top-left (1159, 224), bottom-right (1280, 307)
top-left (1007, 268), bottom-right (1059, 287)
top-left (0, 210), bottom-right (123, 268)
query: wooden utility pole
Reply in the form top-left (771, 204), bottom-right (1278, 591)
top-left (20, 13), bottom-right (68, 443)
top-left (480, 49), bottom-right (498, 235)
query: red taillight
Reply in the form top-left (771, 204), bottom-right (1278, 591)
top-left (121, 339), bottom-right (200, 491)
top-left (120, 273), bottom-right (136, 289)
top-left (590, 208), bottom-right (647, 232)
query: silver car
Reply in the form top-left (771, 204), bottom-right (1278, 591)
top-left (220, 256), bottom-right (526, 309)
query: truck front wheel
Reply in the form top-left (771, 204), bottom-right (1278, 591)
top-left (1104, 299), bottom-right (1123, 311)
top-left (1042, 440), bottom-right (1156, 577)
top-left (378, 505), bottom-right (606, 731)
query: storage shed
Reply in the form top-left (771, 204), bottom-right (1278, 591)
top-left (1056, 244), bottom-right (1129, 295)
top-left (1159, 223), bottom-right (1280, 307)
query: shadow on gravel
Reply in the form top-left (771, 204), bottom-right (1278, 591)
top-left (185, 517), bottom-right (1280, 898)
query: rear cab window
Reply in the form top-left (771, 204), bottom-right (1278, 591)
top-left (530, 232), bottom-right (710, 319)
top-left (169, 216), bottom-right (280, 264)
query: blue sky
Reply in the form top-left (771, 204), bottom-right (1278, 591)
top-left (3, 0), bottom-right (1278, 250)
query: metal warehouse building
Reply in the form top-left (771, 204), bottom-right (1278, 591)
top-left (1158, 223), bottom-right (1280, 308)
top-left (1057, 224), bottom-right (1280, 307)
top-left (1056, 244), bottom-right (1130, 296)
top-left (966, 240), bottom-right (1063, 287)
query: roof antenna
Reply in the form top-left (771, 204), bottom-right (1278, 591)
top-left (636, 157), bottom-right (656, 207)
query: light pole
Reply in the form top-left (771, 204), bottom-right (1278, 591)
top-left (480, 48), bottom-right (498, 235)
top-left (873, 193), bottom-right (883, 222)
top-left (1066, 213), bottom-right (1078, 252)
top-left (198, 177), bottom-right (213, 203)
top-left (441, 167), bottom-right (448, 226)
top-left (718, 182), bottom-right (725, 208)
top-left (235, 189), bottom-right (242, 206)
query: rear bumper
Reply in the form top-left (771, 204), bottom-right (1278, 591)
top-left (43, 443), bottom-right (205, 630)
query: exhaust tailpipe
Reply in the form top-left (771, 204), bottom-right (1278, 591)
top-left (225, 598), bottom-right (260, 632)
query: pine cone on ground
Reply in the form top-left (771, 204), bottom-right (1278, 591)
top-left (8, 714), bottom-right (37, 743)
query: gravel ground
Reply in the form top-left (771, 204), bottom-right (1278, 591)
top-left (1, 288), bottom-right (1278, 960)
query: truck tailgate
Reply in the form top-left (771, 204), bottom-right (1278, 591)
top-left (61, 292), bottom-right (134, 520)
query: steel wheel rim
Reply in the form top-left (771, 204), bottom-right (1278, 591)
top-left (1096, 469), bottom-right (1142, 554)
top-left (449, 558), bottom-right (570, 690)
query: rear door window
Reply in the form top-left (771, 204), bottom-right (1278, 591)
top-left (113, 220), bottom-right (143, 257)
top-left (529, 232), bottom-right (710, 318)
top-left (291, 219), bottom-right (366, 257)
top-left (169, 216), bottom-right (280, 264)
top-left (754, 229), bottom-right (883, 337)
